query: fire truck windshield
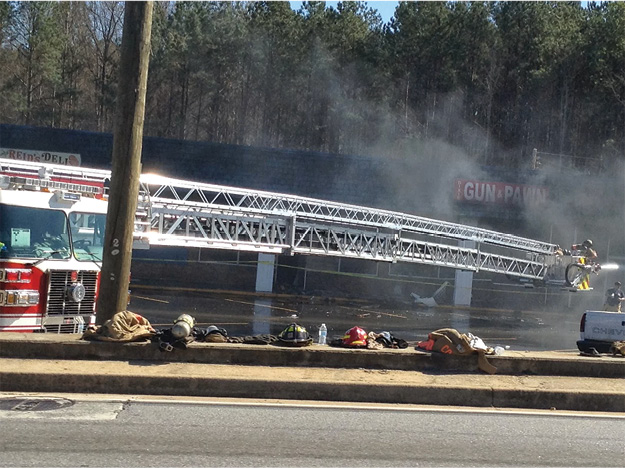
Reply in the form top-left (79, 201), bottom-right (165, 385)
top-left (0, 205), bottom-right (71, 260)
top-left (69, 212), bottom-right (106, 262)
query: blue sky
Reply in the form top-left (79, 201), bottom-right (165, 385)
top-left (289, 1), bottom-right (399, 24)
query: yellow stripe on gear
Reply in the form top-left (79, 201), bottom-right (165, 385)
top-left (577, 257), bottom-right (590, 290)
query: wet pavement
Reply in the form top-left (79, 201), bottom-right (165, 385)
top-left (128, 287), bottom-right (584, 352)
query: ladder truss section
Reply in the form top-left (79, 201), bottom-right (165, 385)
top-left (139, 174), bottom-right (558, 255)
top-left (142, 206), bottom-right (290, 254)
top-left (290, 221), bottom-right (546, 279)
top-left (0, 160), bottom-right (555, 278)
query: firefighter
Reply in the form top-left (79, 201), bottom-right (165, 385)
top-left (604, 281), bottom-right (625, 312)
top-left (571, 239), bottom-right (597, 262)
top-left (570, 239), bottom-right (598, 290)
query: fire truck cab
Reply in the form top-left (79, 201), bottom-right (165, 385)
top-left (0, 163), bottom-right (109, 332)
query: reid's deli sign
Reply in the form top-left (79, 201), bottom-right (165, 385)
top-left (454, 179), bottom-right (548, 207)
top-left (0, 147), bottom-right (81, 166)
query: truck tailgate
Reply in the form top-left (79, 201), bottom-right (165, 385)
top-left (581, 311), bottom-right (625, 342)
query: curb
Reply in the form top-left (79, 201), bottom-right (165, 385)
top-left (2, 369), bottom-right (623, 413)
top-left (1, 336), bottom-right (624, 378)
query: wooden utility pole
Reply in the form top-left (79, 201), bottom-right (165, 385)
top-left (96, 1), bottom-right (153, 324)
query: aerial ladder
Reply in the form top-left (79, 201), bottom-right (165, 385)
top-left (1, 159), bottom-right (567, 282)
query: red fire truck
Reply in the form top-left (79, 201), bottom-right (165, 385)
top-left (0, 161), bottom-right (110, 332)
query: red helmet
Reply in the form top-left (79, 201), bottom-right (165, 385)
top-left (342, 326), bottom-right (368, 347)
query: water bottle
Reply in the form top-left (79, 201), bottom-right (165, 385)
top-left (318, 323), bottom-right (327, 345)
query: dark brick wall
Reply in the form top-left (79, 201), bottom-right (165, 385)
top-left (0, 124), bottom-right (392, 208)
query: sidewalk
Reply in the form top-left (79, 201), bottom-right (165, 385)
top-left (0, 333), bottom-right (623, 412)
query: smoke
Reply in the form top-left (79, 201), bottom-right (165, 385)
top-left (233, 26), bottom-right (625, 264)
top-left (522, 153), bottom-right (625, 259)
top-left (322, 87), bottom-right (494, 223)
top-left (309, 59), bottom-right (625, 264)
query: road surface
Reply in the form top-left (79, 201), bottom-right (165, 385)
top-left (1, 395), bottom-right (622, 467)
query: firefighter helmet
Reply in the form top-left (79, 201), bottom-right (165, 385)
top-left (278, 323), bottom-right (312, 346)
top-left (206, 325), bottom-right (227, 336)
top-left (583, 239), bottom-right (593, 248)
top-left (342, 326), bottom-right (368, 347)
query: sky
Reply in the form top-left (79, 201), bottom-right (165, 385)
top-left (289, 1), bottom-right (399, 24)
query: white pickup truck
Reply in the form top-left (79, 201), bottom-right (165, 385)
top-left (577, 311), bottom-right (625, 354)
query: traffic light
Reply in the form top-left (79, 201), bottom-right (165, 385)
top-left (531, 149), bottom-right (542, 169)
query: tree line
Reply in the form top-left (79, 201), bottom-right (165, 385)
top-left (0, 1), bottom-right (623, 171)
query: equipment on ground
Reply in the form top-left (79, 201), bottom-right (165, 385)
top-left (342, 326), bottom-right (368, 347)
top-left (277, 323), bottom-right (312, 346)
top-left (171, 314), bottom-right (195, 339)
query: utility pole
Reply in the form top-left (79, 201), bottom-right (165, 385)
top-left (96, 1), bottom-right (153, 324)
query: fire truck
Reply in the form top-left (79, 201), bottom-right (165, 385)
top-left (0, 162), bottom-right (110, 332)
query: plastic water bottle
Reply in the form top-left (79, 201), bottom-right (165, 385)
top-left (493, 346), bottom-right (504, 355)
top-left (318, 323), bottom-right (327, 345)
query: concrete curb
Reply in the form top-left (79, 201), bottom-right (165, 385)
top-left (1, 334), bottom-right (624, 378)
top-left (2, 368), bottom-right (624, 412)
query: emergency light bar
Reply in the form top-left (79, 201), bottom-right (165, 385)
top-left (1, 175), bottom-right (104, 196)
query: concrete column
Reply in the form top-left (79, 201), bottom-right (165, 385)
top-left (453, 240), bottom-right (475, 306)
top-left (252, 299), bottom-right (272, 335)
top-left (255, 253), bottom-right (276, 293)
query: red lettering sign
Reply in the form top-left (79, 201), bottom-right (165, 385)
top-left (454, 179), bottom-right (548, 207)
top-left (1, 148), bottom-right (81, 166)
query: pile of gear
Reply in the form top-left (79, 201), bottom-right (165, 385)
top-left (83, 314), bottom-right (408, 351)
top-left (82, 310), bottom-right (155, 342)
top-left (153, 314), bottom-right (283, 351)
top-left (83, 312), bottom-right (509, 373)
top-left (610, 341), bottom-right (625, 356)
top-left (329, 326), bottom-right (409, 350)
top-left (152, 321), bottom-right (410, 351)
top-left (416, 328), bottom-right (498, 374)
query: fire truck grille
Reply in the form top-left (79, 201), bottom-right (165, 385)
top-left (46, 271), bottom-right (98, 316)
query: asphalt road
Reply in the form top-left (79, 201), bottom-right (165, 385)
top-left (1, 396), bottom-right (623, 467)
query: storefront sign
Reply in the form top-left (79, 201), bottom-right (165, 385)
top-left (0, 147), bottom-right (81, 166)
top-left (454, 179), bottom-right (548, 207)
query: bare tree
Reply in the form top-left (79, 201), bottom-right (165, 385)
top-left (85, 1), bottom-right (124, 132)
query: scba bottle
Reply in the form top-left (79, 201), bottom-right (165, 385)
top-left (318, 323), bottom-right (327, 345)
